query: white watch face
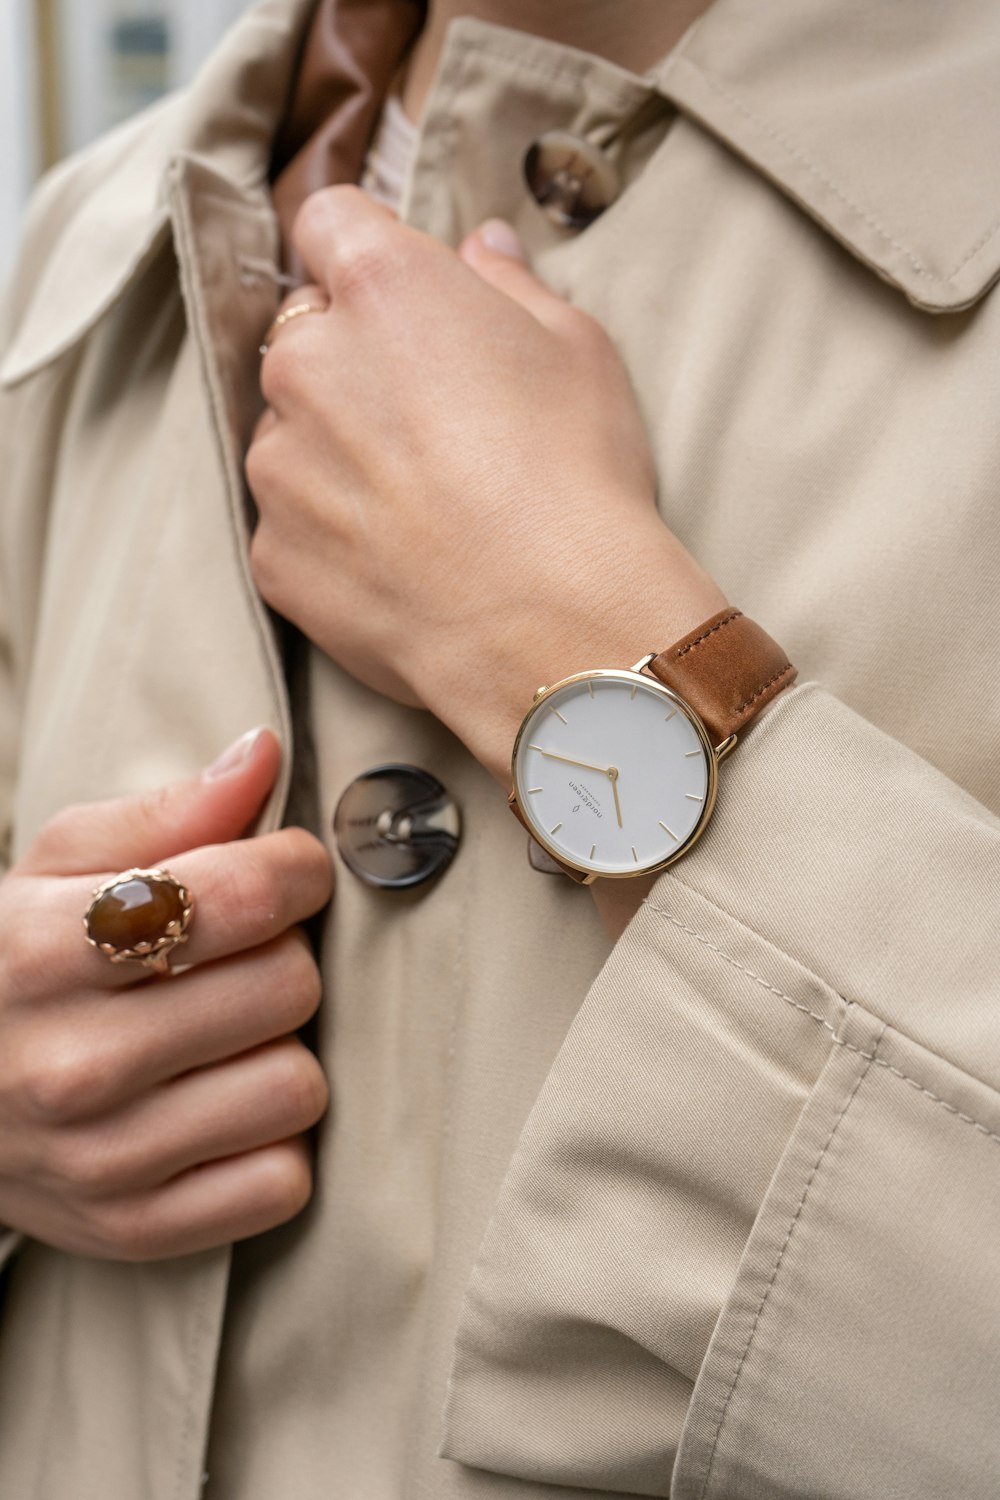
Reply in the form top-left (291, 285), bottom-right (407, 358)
top-left (512, 670), bottom-right (717, 877)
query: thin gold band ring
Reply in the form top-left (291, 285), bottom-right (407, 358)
top-left (259, 301), bottom-right (326, 356)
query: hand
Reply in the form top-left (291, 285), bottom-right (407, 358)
top-left (0, 729), bottom-right (333, 1261)
top-left (247, 188), bottom-right (726, 783)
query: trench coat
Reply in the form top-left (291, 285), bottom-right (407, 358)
top-left (1, 1), bottom-right (999, 1496)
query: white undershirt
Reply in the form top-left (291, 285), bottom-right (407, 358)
top-left (359, 91), bottom-right (419, 213)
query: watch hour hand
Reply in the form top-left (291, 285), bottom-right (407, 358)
top-left (539, 750), bottom-right (610, 776)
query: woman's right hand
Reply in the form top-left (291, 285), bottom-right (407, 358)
top-left (0, 728), bottom-right (332, 1262)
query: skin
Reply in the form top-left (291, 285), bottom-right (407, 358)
top-left (0, 2), bottom-right (721, 1260)
top-left (249, 194), bottom-right (727, 938)
top-left (0, 729), bottom-right (333, 1259)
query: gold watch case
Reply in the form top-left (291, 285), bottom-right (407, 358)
top-left (508, 654), bottom-right (737, 883)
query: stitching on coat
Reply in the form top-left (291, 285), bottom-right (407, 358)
top-left (680, 64), bottom-right (937, 281)
top-left (643, 901), bottom-right (1000, 1148)
top-left (643, 904), bottom-right (841, 1033)
top-left (685, 61), bottom-right (1000, 286)
top-left (696, 1027), bottom-right (883, 1499)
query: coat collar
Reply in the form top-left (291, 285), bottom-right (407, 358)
top-left (0, 0), bottom-right (315, 386)
top-left (3, 0), bottom-right (998, 386)
top-left (655, 0), bottom-right (1000, 313)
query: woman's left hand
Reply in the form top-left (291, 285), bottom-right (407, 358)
top-left (247, 185), bottom-right (726, 784)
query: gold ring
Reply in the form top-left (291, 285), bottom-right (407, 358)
top-left (84, 867), bottom-right (194, 976)
top-left (259, 301), bottom-right (325, 356)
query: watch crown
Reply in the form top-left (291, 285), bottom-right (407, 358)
top-left (533, 685), bottom-right (548, 700)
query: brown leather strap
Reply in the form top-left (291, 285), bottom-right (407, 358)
top-left (647, 608), bottom-right (796, 745)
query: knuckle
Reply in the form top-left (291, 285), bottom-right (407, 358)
top-left (2, 914), bottom-right (46, 997)
top-left (329, 224), bottom-right (403, 298)
top-left (30, 803), bottom-right (87, 866)
top-left (567, 306), bottom-right (616, 362)
top-left (278, 934), bottom-right (323, 1017)
top-left (282, 827), bottom-right (334, 904)
top-left (95, 1201), bottom-right (162, 1262)
top-left (258, 335), bottom-right (299, 408)
top-left (247, 525), bottom-right (281, 609)
top-left (271, 1042), bottom-right (329, 1129)
top-left (223, 846), bottom-right (285, 935)
top-left (260, 1140), bottom-right (314, 1225)
top-left (48, 1131), bottom-right (113, 1196)
top-left (245, 429), bottom-right (281, 502)
top-left (22, 1034), bottom-right (103, 1125)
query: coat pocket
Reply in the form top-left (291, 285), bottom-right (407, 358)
top-left (441, 878), bottom-right (845, 1494)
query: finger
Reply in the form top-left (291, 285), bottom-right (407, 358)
top-left (29, 929), bottom-right (323, 1119)
top-left (291, 184), bottom-right (398, 300)
top-left (95, 1135), bottom-right (315, 1260)
top-left (20, 727), bottom-right (282, 877)
top-left (459, 220), bottom-right (575, 333)
top-left (11, 826), bottom-right (332, 1003)
top-left (259, 283), bottom-right (328, 359)
top-left (61, 1037), bottom-right (328, 1200)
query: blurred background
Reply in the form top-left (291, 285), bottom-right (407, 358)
top-left (1, 0), bottom-right (250, 279)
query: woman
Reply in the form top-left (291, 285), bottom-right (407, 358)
top-left (0, 0), bottom-right (998, 1496)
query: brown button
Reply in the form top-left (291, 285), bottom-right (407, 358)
top-left (333, 765), bottom-right (461, 889)
top-left (523, 130), bottom-right (621, 229)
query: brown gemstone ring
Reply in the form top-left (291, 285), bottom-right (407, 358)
top-left (84, 867), bottom-right (194, 975)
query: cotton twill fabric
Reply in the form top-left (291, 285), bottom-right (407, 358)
top-left (0, 1), bottom-right (999, 1497)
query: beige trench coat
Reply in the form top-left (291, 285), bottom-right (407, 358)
top-left (1, 1), bottom-right (999, 1496)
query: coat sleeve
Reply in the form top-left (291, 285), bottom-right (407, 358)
top-left (440, 680), bottom-right (1000, 1497)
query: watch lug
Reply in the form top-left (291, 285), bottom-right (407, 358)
top-left (630, 651), bottom-right (658, 674)
top-left (715, 733), bottom-right (738, 762)
top-left (581, 871), bottom-right (598, 886)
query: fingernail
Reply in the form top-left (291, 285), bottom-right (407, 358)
top-left (204, 727), bottom-right (265, 780)
top-left (477, 219), bottom-right (526, 260)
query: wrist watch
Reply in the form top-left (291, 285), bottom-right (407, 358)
top-left (508, 608), bottom-right (796, 883)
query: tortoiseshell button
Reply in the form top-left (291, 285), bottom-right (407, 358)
top-left (523, 131), bottom-right (621, 229)
top-left (333, 765), bottom-right (461, 889)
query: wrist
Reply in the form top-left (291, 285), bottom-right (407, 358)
top-left (423, 523), bottom-right (728, 785)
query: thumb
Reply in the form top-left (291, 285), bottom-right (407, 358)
top-left (459, 220), bottom-right (570, 331)
top-left (21, 727), bottom-right (283, 877)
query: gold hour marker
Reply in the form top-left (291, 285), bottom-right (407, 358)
top-left (589, 843), bottom-right (596, 860)
top-left (587, 681), bottom-right (594, 698)
top-left (550, 822), bottom-right (562, 834)
top-left (685, 793), bottom-right (704, 802)
top-left (659, 821), bottom-right (679, 841)
top-left (528, 742), bottom-right (544, 752)
top-left (664, 709), bottom-right (677, 722)
top-left (684, 749), bottom-right (701, 757)
top-left (528, 787), bottom-right (542, 794)
top-left (629, 684), bottom-right (638, 700)
top-left (631, 846), bottom-right (638, 862)
top-left (550, 707), bottom-right (568, 724)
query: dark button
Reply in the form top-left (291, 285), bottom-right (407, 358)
top-left (523, 130), bottom-right (621, 229)
top-left (333, 765), bottom-right (461, 889)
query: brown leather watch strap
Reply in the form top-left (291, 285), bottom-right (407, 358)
top-left (647, 608), bottom-right (796, 745)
